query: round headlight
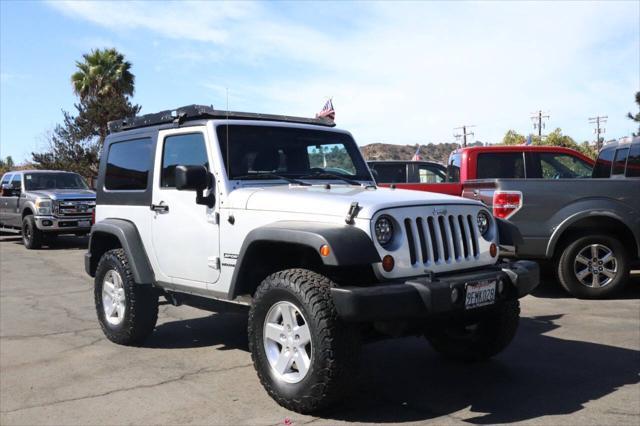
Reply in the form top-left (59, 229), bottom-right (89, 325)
top-left (477, 210), bottom-right (491, 236)
top-left (375, 216), bottom-right (394, 246)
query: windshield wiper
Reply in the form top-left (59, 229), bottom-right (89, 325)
top-left (299, 171), bottom-right (364, 186)
top-left (233, 173), bottom-right (310, 186)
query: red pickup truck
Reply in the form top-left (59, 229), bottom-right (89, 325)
top-left (370, 145), bottom-right (595, 196)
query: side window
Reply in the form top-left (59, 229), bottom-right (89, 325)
top-left (417, 165), bottom-right (445, 183)
top-left (592, 147), bottom-right (614, 178)
top-left (477, 153), bottom-right (525, 179)
top-left (161, 133), bottom-right (209, 188)
top-left (536, 153), bottom-right (593, 179)
top-left (1, 174), bottom-right (11, 186)
top-left (370, 164), bottom-right (407, 183)
top-left (626, 144), bottom-right (640, 177)
top-left (611, 148), bottom-right (629, 176)
top-left (10, 174), bottom-right (22, 189)
top-left (105, 138), bottom-right (153, 190)
top-left (446, 153), bottom-right (461, 182)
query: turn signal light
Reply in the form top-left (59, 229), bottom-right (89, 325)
top-left (493, 191), bottom-right (522, 219)
top-left (319, 244), bottom-right (331, 257)
top-left (382, 255), bottom-right (395, 272)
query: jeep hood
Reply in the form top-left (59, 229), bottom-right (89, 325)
top-left (28, 189), bottom-right (96, 200)
top-left (228, 185), bottom-right (479, 219)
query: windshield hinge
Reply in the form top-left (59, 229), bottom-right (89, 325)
top-left (345, 202), bottom-right (361, 225)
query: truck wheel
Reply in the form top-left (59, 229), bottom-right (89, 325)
top-left (94, 248), bottom-right (158, 346)
top-left (248, 268), bottom-right (359, 413)
top-left (557, 235), bottom-right (629, 299)
top-left (426, 300), bottom-right (520, 362)
top-left (22, 215), bottom-right (42, 249)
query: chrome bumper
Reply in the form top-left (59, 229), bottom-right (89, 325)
top-left (34, 215), bottom-right (92, 232)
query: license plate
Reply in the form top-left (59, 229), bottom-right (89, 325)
top-left (78, 220), bottom-right (91, 227)
top-left (465, 279), bottom-right (496, 309)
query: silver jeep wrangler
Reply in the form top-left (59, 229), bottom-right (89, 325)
top-left (85, 105), bottom-right (538, 413)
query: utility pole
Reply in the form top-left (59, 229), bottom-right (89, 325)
top-left (530, 110), bottom-right (550, 139)
top-left (589, 115), bottom-right (607, 151)
top-left (454, 125), bottom-right (475, 147)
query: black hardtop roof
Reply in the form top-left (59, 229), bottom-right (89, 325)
top-left (108, 104), bottom-right (336, 134)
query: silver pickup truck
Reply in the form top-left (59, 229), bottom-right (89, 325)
top-left (462, 137), bottom-right (640, 299)
top-left (0, 170), bottom-right (96, 249)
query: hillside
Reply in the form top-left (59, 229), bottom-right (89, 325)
top-left (360, 142), bottom-right (481, 164)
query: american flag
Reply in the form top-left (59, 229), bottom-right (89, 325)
top-left (523, 134), bottom-right (533, 145)
top-left (412, 145), bottom-right (422, 161)
top-left (316, 98), bottom-right (335, 121)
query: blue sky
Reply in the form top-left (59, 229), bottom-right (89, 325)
top-left (1, 0), bottom-right (638, 163)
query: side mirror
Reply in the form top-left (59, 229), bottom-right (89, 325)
top-left (175, 165), bottom-right (215, 208)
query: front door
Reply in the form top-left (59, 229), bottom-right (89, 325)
top-left (5, 174), bottom-right (23, 227)
top-left (151, 129), bottom-right (220, 290)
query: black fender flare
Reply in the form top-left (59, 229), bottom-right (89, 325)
top-left (85, 218), bottom-right (155, 285)
top-left (227, 221), bottom-right (380, 299)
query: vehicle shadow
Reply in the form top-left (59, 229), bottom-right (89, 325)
top-left (146, 312), bottom-right (639, 423)
top-left (2, 234), bottom-right (88, 250)
top-left (532, 274), bottom-right (640, 300)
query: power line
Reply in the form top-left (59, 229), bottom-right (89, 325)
top-left (454, 125), bottom-right (475, 147)
top-left (589, 115), bottom-right (607, 151)
top-left (530, 110), bottom-right (550, 139)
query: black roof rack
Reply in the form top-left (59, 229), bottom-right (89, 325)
top-left (107, 104), bottom-right (336, 133)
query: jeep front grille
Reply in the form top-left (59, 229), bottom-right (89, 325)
top-left (403, 214), bottom-right (479, 265)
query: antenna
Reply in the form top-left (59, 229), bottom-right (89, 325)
top-left (226, 88), bottom-right (230, 178)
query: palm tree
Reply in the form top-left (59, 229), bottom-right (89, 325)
top-left (71, 48), bottom-right (135, 101)
top-left (70, 48), bottom-right (139, 145)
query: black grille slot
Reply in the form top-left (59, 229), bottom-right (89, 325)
top-left (416, 217), bottom-right (429, 263)
top-left (467, 214), bottom-right (478, 256)
top-left (458, 215), bottom-right (469, 258)
top-left (438, 215), bottom-right (450, 261)
top-left (404, 218), bottom-right (417, 265)
top-left (448, 215), bottom-right (461, 259)
top-left (427, 217), bottom-right (439, 261)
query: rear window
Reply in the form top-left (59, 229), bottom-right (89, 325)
top-left (592, 147), bottom-right (615, 178)
top-left (446, 153), bottom-right (461, 182)
top-left (626, 144), bottom-right (640, 177)
top-left (105, 138), bottom-right (153, 190)
top-left (371, 163), bottom-right (407, 183)
top-left (477, 153), bottom-right (525, 179)
top-left (612, 148), bottom-right (629, 175)
top-left (528, 153), bottom-right (593, 179)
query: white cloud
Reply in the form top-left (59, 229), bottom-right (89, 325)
top-left (49, 0), bottom-right (639, 145)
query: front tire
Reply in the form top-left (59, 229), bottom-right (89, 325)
top-left (22, 215), bottom-right (42, 249)
top-left (248, 268), bottom-right (359, 413)
top-left (557, 234), bottom-right (629, 299)
top-left (427, 300), bottom-right (520, 362)
top-left (94, 248), bottom-right (158, 345)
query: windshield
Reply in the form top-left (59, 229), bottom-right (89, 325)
top-left (217, 125), bottom-right (372, 181)
top-left (24, 173), bottom-right (89, 190)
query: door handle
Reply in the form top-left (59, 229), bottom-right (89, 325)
top-left (150, 202), bottom-right (169, 213)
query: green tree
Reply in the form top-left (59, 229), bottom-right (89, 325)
top-left (32, 48), bottom-right (140, 178)
top-left (628, 91), bottom-right (640, 136)
top-left (71, 48), bottom-right (140, 145)
top-left (0, 156), bottom-right (15, 174)
top-left (500, 128), bottom-right (596, 159)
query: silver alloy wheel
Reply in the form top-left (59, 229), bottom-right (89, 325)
top-left (263, 301), bottom-right (312, 384)
top-left (102, 270), bottom-right (126, 325)
top-left (574, 244), bottom-right (618, 288)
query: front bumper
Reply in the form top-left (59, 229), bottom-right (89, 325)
top-left (34, 215), bottom-right (92, 232)
top-left (331, 260), bottom-right (539, 322)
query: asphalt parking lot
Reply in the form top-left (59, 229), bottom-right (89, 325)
top-left (1, 234), bottom-right (639, 425)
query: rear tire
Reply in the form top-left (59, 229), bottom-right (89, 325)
top-left (95, 249), bottom-right (158, 345)
top-left (22, 215), bottom-right (42, 249)
top-left (557, 234), bottom-right (629, 299)
top-left (427, 300), bottom-right (520, 362)
top-left (248, 268), bottom-right (359, 413)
